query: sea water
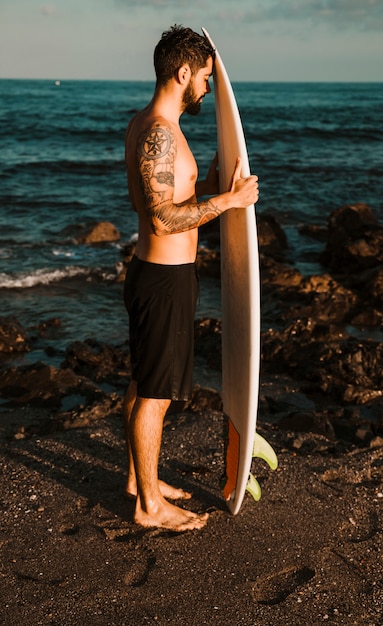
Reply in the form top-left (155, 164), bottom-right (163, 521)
top-left (0, 79), bottom-right (382, 361)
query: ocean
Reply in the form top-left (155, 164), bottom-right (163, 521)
top-left (0, 79), bottom-right (382, 366)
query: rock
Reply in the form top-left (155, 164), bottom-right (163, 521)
top-left (76, 221), bottom-right (121, 244)
top-left (62, 339), bottom-right (130, 386)
top-left (194, 318), bottom-right (221, 371)
top-left (59, 393), bottom-right (123, 430)
top-left (121, 240), bottom-right (137, 263)
top-left (300, 274), bottom-right (345, 295)
top-left (262, 321), bottom-right (383, 412)
top-left (260, 257), bottom-right (303, 291)
top-left (350, 308), bottom-right (383, 328)
top-left (33, 317), bottom-right (62, 337)
top-left (278, 411), bottom-right (336, 439)
top-left (258, 213), bottom-right (288, 260)
top-left (0, 317), bottom-right (29, 355)
top-left (186, 385), bottom-right (222, 412)
top-left (329, 202), bottom-right (377, 234)
top-left (0, 361), bottom-right (103, 409)
top-left (370, 435), bottom-right (383, 448)
top-left (321, 203), bottom-right (383, 271)
top-left (355, 424), bottom-right (374, 443)
top-left (365, 267), bottom-right (383, 305)
top-left (298, 223), bottom-right (328, 242)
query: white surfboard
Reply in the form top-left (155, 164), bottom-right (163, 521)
top-left (202, 28), bottom-right (278, 515)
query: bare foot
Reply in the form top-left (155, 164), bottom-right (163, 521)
top-left (134, 497), bottom-right (209, 532)
top-left (125, 479), bottom-right (192, 502)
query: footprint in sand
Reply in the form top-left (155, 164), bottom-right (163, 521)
top-left (252, 566), bottom-right (315, 605)
top-left (123, 551), bottom-right (157, 588)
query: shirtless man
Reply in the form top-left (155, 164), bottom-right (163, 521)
top-left (123, 25), bottom-right (259, 531)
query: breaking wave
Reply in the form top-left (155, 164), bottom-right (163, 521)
top-left (0, 266), bottom-right (94, 289)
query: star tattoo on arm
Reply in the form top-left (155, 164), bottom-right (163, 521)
top-left (142, 128), bottom-right (171, 159)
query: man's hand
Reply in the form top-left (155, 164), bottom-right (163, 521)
top-left (230, 157), bottom-right (259, 207)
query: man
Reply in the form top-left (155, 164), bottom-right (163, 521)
top-left (123, 25), bottom-right (259, 531)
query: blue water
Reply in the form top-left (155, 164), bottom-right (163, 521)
top-left (0, 79), bottom-right (382, 362)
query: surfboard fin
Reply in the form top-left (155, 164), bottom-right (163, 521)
top-left (246, 473), bottom-right (262, 501)
top-left (246, 433), bottom-right (278, 502)
top-left (252, 432), bottom-right (278, 470)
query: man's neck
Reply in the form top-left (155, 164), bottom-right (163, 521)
top-left (148, 83), bottom-right (185, 124)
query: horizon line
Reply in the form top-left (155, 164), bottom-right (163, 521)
top-left (1, 77), bottom-right (382, 84)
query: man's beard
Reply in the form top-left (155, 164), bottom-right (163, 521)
top-left (183, 81), bottom-right (202, 116)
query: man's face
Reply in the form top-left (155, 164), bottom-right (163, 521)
top-left (183, 57), bottom-right (213, 116)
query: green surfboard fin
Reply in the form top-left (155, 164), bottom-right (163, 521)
top-left (252, 432), bottom-right (278, 470)
top-left (246, 473), bottom-right (262, 501)
top-left (246, 432), bottom-right (278, 502)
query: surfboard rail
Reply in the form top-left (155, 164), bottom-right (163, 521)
top-left (202, 27), bottom-right (278, 514)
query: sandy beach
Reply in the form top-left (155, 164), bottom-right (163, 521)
top-left (1, 387), bottom-right (382, 625)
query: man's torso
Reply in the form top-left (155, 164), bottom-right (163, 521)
top-left (125, 109), bottom-right (199, 265)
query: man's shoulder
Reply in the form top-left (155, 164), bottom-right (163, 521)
top-left (127, 113), bottom-right (174, 137)
top-left (142, 115), bottom-right (176, 133)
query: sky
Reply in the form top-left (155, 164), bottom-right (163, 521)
top-left (0, 0), bottom-right (382, 82)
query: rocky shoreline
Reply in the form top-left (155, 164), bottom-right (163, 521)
top-left (1, 202), bottom-right (383, 446)
top-left (1, 202), bottom-right (383, 624)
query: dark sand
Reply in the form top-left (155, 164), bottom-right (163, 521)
top-left (1, 392), bottom-right (382, 626)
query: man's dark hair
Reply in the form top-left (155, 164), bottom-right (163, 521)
top-left (154, 25), bottom-right (215, 86)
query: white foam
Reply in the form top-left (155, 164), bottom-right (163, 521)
top-left (0, 266), bottom-right (92, 289)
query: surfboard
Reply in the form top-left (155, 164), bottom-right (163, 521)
top-left (202, 28), bottom-right (278, 515)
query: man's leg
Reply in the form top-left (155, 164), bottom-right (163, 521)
top-left (123, 379), bottom-right (138, 497)
top-left (128, 396), bottom-right (209, 531)
top-left (123, 381), bottom-right (192, 501)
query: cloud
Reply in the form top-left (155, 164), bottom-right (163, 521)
top-left (240, 0), bottom-right (383, 31)
top-left (39, 4), bottom-right (58, 17)
top-left (111, 0), bottom-right (383, 32)
top-left (113, 0), bottom-right (191, 6)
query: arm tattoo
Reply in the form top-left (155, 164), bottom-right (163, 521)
top-left (141, 127), bottom-right (172, 160)
top-left (153, 198), bottom-right (222, 234)
top-left (137, 122), bottom-right (222, 235)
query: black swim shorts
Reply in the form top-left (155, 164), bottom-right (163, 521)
top-left (123, 255), bottom-right (199, 401)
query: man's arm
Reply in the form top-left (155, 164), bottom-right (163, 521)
top-left (138, 121), bottom-right (258, 237)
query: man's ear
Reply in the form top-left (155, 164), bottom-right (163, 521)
top-left (177, 64), bottom-right (191, 85)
